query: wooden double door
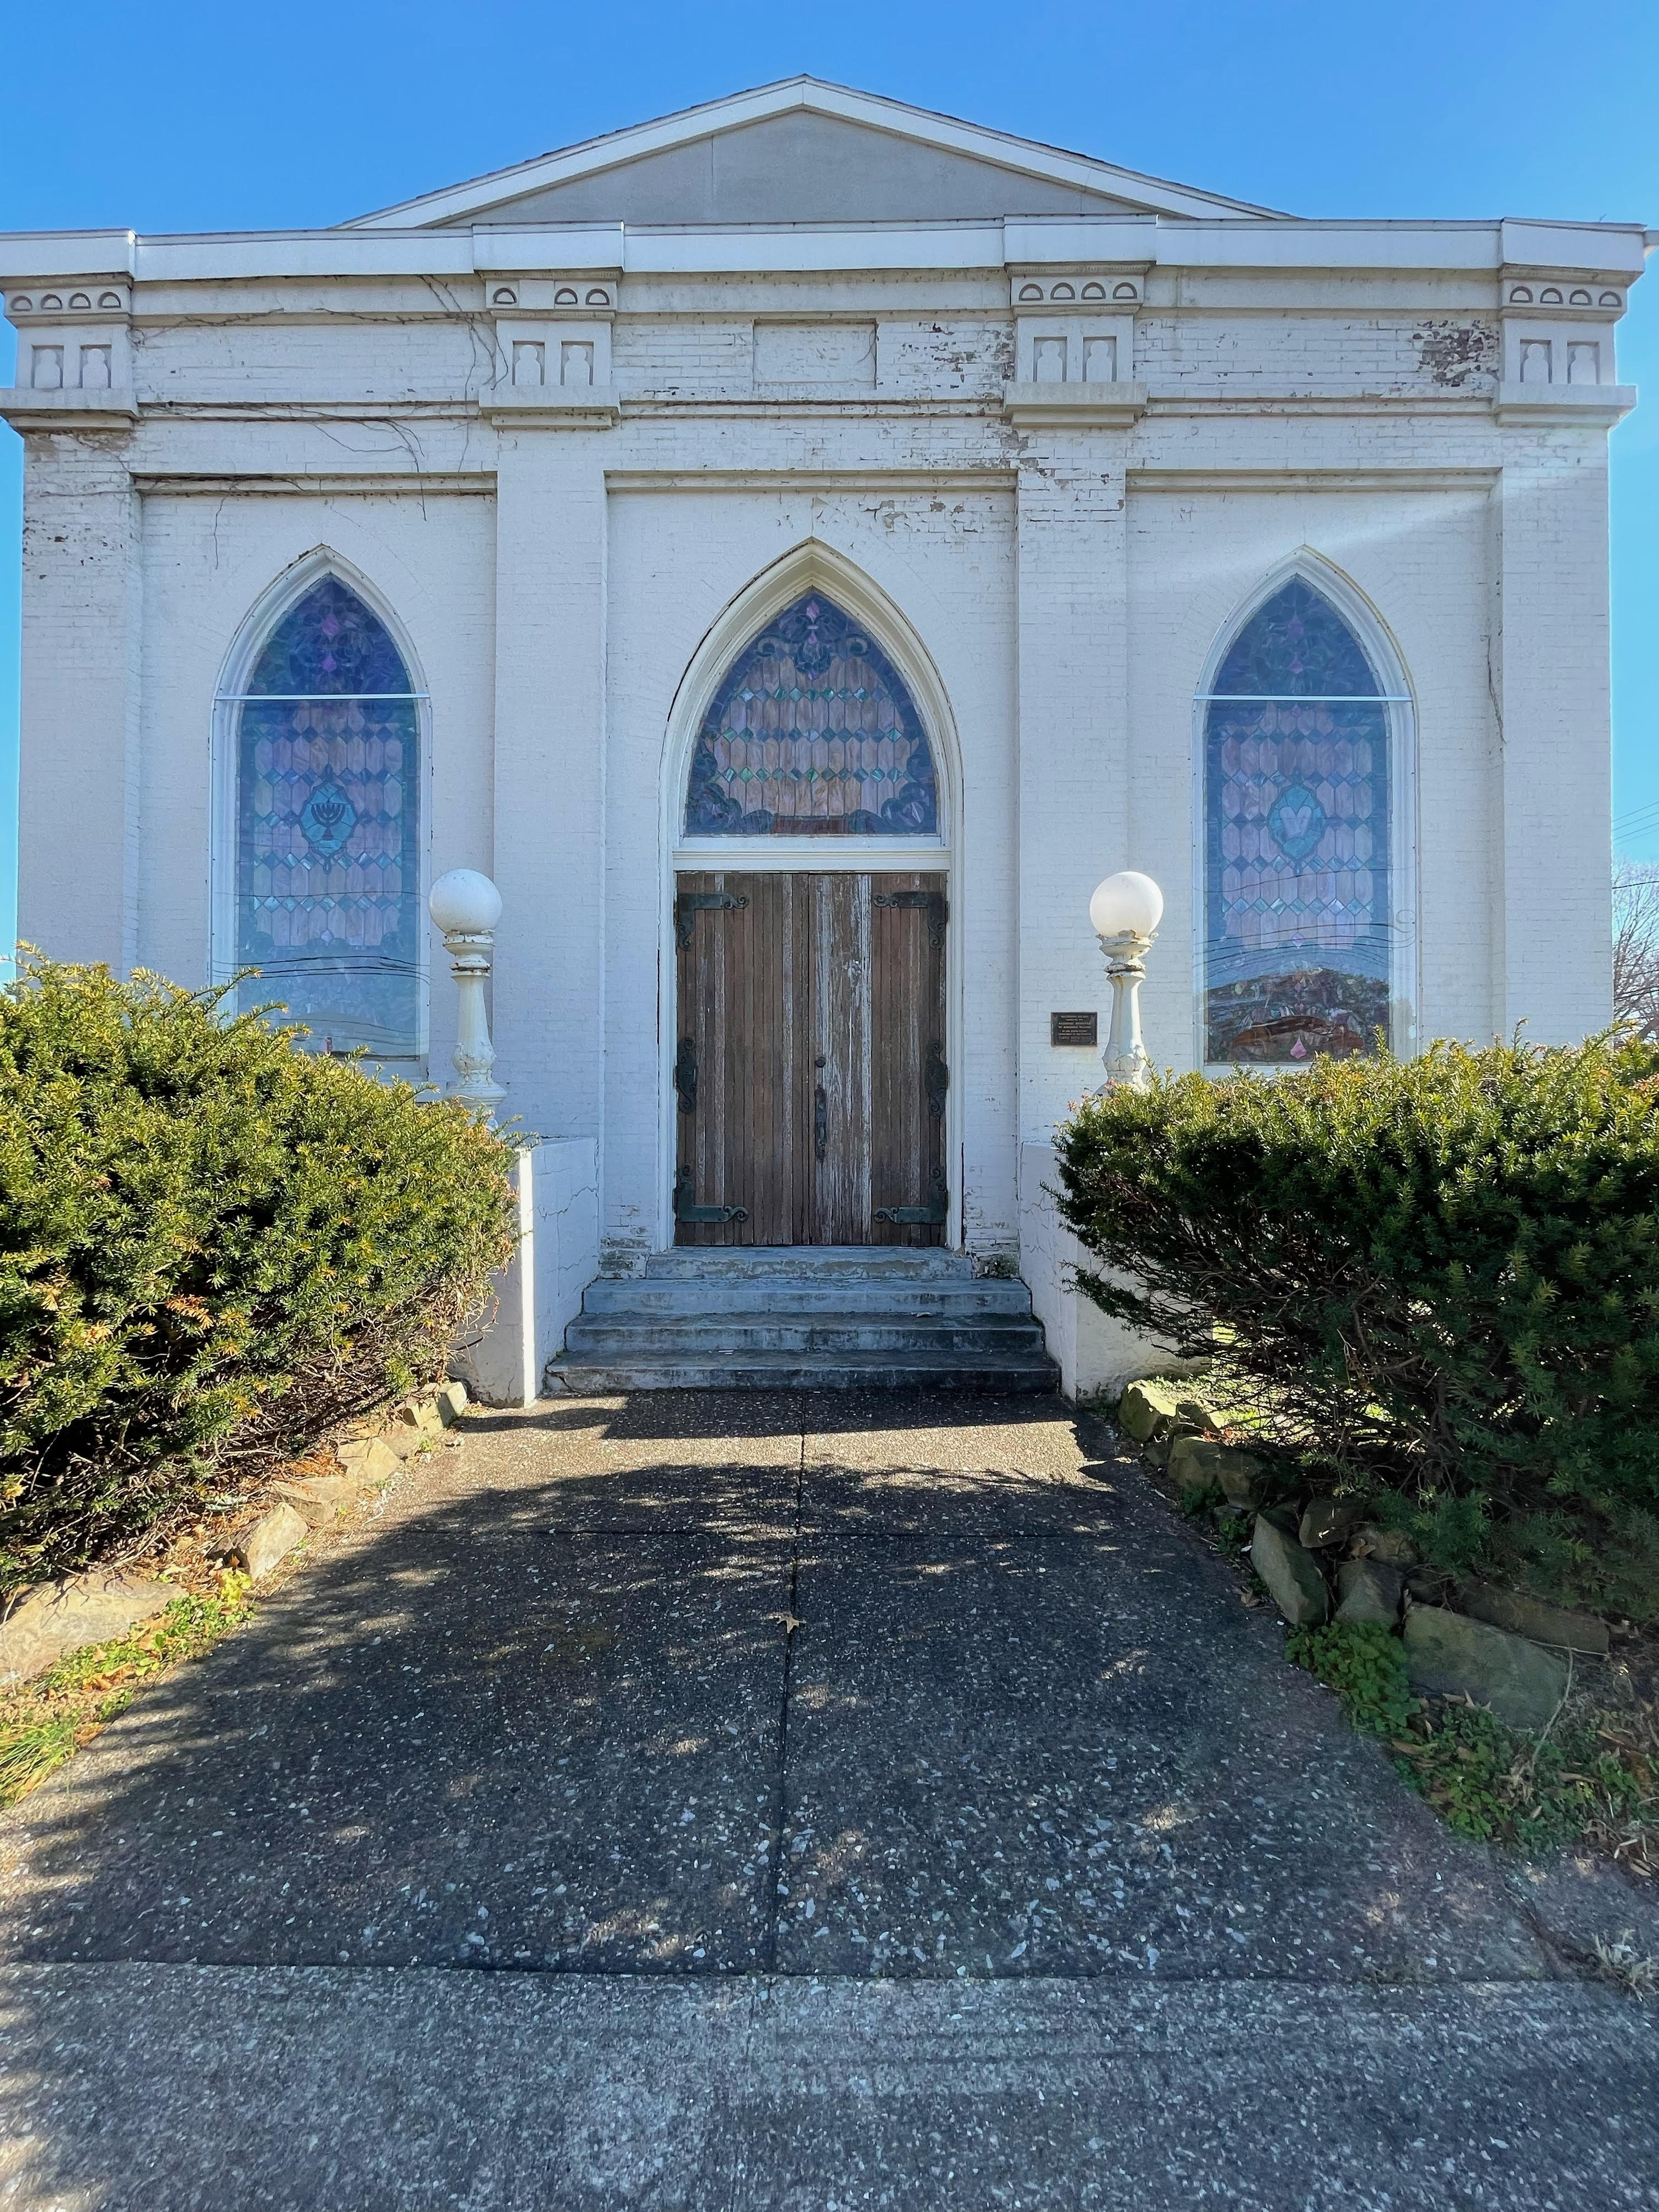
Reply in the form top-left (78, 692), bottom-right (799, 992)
top-left (673, 871), bottom-right (948, 1246)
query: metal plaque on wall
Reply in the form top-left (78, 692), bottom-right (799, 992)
top-left (1050, 1011), bottom-right (1098, 1047)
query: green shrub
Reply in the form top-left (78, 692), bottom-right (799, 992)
top-left (0, 958), bottom-right (518, 1590)
top-left (1054, 1039), bottom-right (1659, 1560)
top-left (1482, 1500), bottom-right (1659, 1622)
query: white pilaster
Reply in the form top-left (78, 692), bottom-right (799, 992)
top-left (1493, 435), bottom-right (1614, 1041)
top-left (18, 436), bottom-right (142, 970)
top-left (490, 428), bottom-right (608, 1145)
top-left (1014, 431), bottom-right (1131, 1138)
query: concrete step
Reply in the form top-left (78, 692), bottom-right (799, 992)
top-left (579, 1278), bottom-right (1035, 1319)
top-left (552, 1246), bottom-right (1057, 1396)
top-left (641, 1246), bottom-right (970, 1281)
top-left (544, 1348), bottom-right (1060, 1395)
top-left (563, 1316), bottom-right (1048, 1358)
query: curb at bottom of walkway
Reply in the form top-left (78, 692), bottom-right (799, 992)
top-left (2, 1964), bottom-right (1655, 2211)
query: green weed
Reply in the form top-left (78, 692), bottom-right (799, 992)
top-left (0, 1573), bottom-right (253, 1808)
top-left (1178, 1480), bottom-right (1224, 1519)
top-left (1396, 1700), bottom-right (1656, 1858)
top-left (1286, 1621), bottom-right (1419, 1736)
top-left (1286, 1620), bottom-right (1659, 1866)
top-left (1214, 1509), bottom-right (1253, 1559)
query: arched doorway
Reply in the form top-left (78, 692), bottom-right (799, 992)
top-left (670, 587), bottom-right (951, 1248)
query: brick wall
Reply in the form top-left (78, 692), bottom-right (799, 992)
top-left (7, 255), bottom-right (1626, 1286)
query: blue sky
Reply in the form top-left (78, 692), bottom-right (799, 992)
top-left (2, 0), bottom-right (1655, 964)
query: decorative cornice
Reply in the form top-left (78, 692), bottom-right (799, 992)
top-left (1009, 268), bottom-right (1147, 308)
top-left (0, 217), bottom-right (1647, 292)
top-left (4, 280), bottom-right (131, 325)
top-left (605, 467), bottom-right (1016, 492)
top-left (139, 399), bottom-right (478, 421)
top-left (132, 471), bottom-right (495, 495)
top-left (1143, 393), bottom-right (1489, 417)
top-left (480, 273), bottom-right (619, 316)
top-left (618, 396), bottom-right (995, 419)
top-left (1499, 272), bottom-right (1626, 320)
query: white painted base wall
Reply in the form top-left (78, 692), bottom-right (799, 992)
top-left (452, 1137), bottom-right (600, 1408)
top-left (1018, 1141), bottom-right (1200, 1402)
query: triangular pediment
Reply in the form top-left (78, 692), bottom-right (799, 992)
top-left (345, 80), bottom-right (1280, 230)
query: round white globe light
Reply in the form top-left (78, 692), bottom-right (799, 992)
top-left (1089, 870), bottom-right (1164, 941)
top-left (428, 868), bottom-right (503, 936)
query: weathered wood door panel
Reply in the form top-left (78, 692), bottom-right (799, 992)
top-left (673, 872), bottom-right (801, 1247)
top-left (868, 879), bottom-right (949, 1243)
top-left (674, 871), bottom-right (946, 1247)
top-left (809, 873), bottom-right (870, 1244)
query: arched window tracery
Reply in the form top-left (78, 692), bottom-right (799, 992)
top-left (684, 591), bottom-right (939, 838)
top-left (230, 574), bottom-right (421, 1056)
top-left (1203, 576), bottom-right (1395, 1064)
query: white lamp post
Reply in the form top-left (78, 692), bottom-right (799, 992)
top-left (428, 868), bottom-right (506, 1113)
top-left (1089, 870), bottom-right (1164, 1091)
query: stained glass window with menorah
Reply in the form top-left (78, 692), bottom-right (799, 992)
top-left (232, 577), bottom-right (421, 1056)
top-left (1203, 578), bottom-right (1396, 1065)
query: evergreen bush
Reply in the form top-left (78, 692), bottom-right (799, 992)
top-left (0, 958), bottom-right (518, 1590)
top-left (1054, 1037), bottom-right (1659, 1568)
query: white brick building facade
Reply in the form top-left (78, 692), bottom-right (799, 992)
top-left (0, 81), bottom-right (1645, 1384)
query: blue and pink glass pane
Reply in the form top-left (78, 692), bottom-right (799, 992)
top-left (1205, 582), bottom-right (1392, 1063)
top-left (685, 593), bottom-right (939, 836)
top-left (236, 578), bottom-right (420, 1056)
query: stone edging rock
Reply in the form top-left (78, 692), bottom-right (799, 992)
top-left (0, 1380), bottom-right (470, 1689)
top-left (232, 1380), bottom-right (467, 1583)
top-left (0, 1572), bottom-right (177, 1690)
top-left (1116, 1375), bottom-right (1614, 1737)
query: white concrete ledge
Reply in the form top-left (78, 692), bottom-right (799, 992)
top-left (1018, 1142), bottom-right (1198, 1402)
top-left (1002, 380), bottom-right (1148, 428)
top-left (1492, 380), bottom-right (1638, 425)
top-left (0, 386), bottom-right (137, 430)
top-left (482, 385), bottom-right (619, 427)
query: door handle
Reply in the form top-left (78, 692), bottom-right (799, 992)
top-left (814, 1084), bottom-right (828, 1163)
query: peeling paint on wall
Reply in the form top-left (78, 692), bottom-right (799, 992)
top-left (1412, 319), bottom-right (1498, 388)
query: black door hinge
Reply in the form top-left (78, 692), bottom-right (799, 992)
top-left (674, 889), bottom-right (749, 950)
top-left (674, 1166), bottom-right (748, 1225)
top-left (873, 888), bottom-right (948, 952)
top-left (875, 1163), bottom-right (949, 1227)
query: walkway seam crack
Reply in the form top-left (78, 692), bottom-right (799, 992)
top-left (761, 1417), bottom-right (806, 1973)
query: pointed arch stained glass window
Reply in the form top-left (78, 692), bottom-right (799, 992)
top-left (684, 592), bottom-right (939, 837)
top-left (234, 575), bottom-right (421, 1056)
top-left (1204, 578), bottom-right (1392, 1065)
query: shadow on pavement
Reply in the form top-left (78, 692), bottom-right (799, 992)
top-left (0, 1391), bottom-right (1541, 1991)
top-left (0, 1388), bottom-right (1595, 2211)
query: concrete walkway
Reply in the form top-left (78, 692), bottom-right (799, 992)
top-left (2, 1392), bottom-right (1656, 2208)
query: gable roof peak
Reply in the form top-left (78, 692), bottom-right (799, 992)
top-left (343, 78), bottom-right (1284, 230)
